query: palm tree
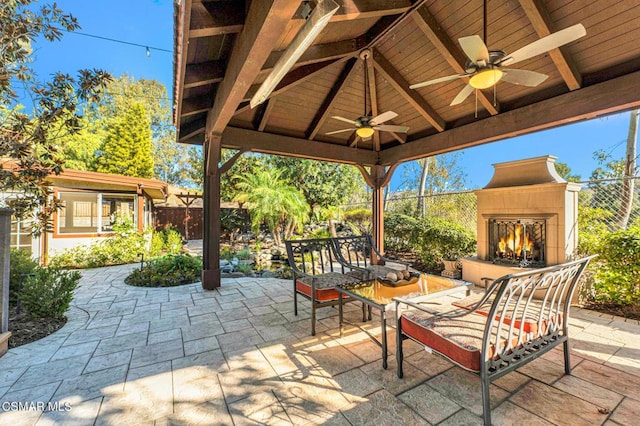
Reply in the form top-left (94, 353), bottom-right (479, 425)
top-left (233, 168), bottom-right (310, 245)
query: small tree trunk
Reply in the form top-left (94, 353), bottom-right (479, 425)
top-left (328, 219), bottom-right (337, 237)
top-left (615, 109), bottom-right (638, 230)
top-left (417, 158), bottom-right (430, 218)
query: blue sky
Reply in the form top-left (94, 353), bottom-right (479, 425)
top-left (26, 0), bottom-right (633, 190)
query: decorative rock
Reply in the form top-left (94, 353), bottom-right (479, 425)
top-left (386, 272), bottom-right (398, 282)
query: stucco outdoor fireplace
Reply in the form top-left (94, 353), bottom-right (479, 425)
top-left (461, 155), bottom-right (581, 288)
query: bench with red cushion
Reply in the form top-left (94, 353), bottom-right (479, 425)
top-left (395, 256), bottom-right (595, 425)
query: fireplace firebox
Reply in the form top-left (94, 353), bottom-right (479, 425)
top-left (488, 218), bottom-right (546, 267)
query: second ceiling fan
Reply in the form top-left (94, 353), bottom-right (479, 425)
top-left (326, 50), bottom-right (409, 142)
top-left (410, 2), bottom-right (586, 106)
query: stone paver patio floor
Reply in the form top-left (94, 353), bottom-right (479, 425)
top-left (1, 264), bottom-right (639, 425)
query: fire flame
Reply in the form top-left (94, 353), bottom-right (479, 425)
top-left (497, 225), bottom-right (533, 259)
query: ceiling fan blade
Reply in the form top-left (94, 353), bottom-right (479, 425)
top-left (370, 111), bottom-right (398, 125)
top-left (499, 23), bottom-right (586, 66)
top-left (373, 124), bottom-right (409, 133)
top-left (450, 83), bottom-right (474, 106)
top-left (331, 116), bottom-right (358, 125)
top-left (459, 35), bottom-right (489, 63)
top-left (502, 68), bottom-right (549, 87)
top-left (410, 73), bottom-right (467, 89)
top-left (325, 128), bottom-right (357, 135)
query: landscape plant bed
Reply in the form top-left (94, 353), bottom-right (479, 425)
top-left (585, 302), bottom-right (640, 321)
top-left (8, 305), bottom-right (66, 349)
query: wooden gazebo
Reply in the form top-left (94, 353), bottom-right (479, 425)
top-left (173, 0), bottom-right (640, 289)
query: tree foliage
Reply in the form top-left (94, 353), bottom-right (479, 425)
top-left (96, 102), bottom-right (154, 178)
top-left (0, 1), bottom-right (110, 233)
top-left (233, 167), bottom-right (310, 245)
top-left (266, 157), bottom-right (362, 209)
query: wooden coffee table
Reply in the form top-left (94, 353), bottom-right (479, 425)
top-left (336, 273), bottom-right (471, 369)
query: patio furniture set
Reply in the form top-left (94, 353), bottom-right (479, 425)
top-left (285, 235), bottom-right (595, 424)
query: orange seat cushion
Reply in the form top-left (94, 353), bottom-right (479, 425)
top-left (451, 293), bottom-right (555, 335)
top-left (401, 310), bottom-right (487, 372)
top-left (296, 272), bottom-right (359, 301)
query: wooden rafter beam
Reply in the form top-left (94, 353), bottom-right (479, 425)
top-left (235, 58), bottom-right (344, 115)
top-left (379, 71), bottom-right (640, 165)
top-left (256, 99), bottom-right (276, 131)
top-left (306, 57), bottom-right (358, 140)
top-left (518, 0), bottom-right (582, 90)
top-left (178, 117), bottom-right (207, 142)
top-left (181, 95), bottom-right (211, 117)
top-left (189, 1), bottom-right (244, 38)
top-left (173, 0), bottom-right (192, 127)
top-left (372, 50), bottom-right (446, 132)
top-left (222, 126), bottom-right (378, 166)
top-left (412, 8), bottom-right (499, 115)
top-left (206, 0), bottom-right (299, 137)
top-left (189, 0), bottom-right (412, 39)
top-left (328, 0), bottom-right (411, 22)
top-left (184, 60), bottom-right (226, 89)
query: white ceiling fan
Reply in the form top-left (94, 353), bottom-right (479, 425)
top-left (410, 17), bottom-right (586, 106)
top-left (326, 50), bottom-right (409, 141)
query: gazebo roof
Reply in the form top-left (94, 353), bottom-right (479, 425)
top-left (173, 0), bottom-right (640, 167)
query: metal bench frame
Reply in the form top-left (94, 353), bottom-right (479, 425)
top-left (332, 235), bottom-right (411, 279)
top-left (285, 237), bottom-right (368, 336)
top-left (395, 255), bottom-right (595, 425)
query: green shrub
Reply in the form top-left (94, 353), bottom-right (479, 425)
top-left (220, 246), bottom-right (234, 260)
top-left (19, 267), bottom-right (80, 318)
top-left (592, 226), bottom-right (640, 305)
top-left (384, 214), bottom-right (419, 252)
top-left (125, 254), bottom-right (202, 287)
top-left (235, 248), bottom-right (252, 260)
top-left (9, 248), bottom-right (38, 303)
top-left (149, 231), bottom-right (165, 257)
top-left (50, 232), bottom-right (146, 269)
top-left (164, 228), bottom-right (183, 254)
top-left (414, 217), bottom-right (476, 269)
top-left (236, 263), bottom-right (253, 275)
top-left (308, 228), bottom-right (331, 239)
top-left (342, 208), bottom-right (371, 235)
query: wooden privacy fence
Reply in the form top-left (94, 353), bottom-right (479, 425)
top-left (155, 206), bottom-right (203, 240)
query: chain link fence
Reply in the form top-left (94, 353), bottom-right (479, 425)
top-left (340, 177), bottom-right (640, 235)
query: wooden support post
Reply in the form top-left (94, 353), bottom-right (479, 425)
top-left (136, 184), bottom-right (145, 233)
top-left (202, 135), bottom-right (222, 290)
top-left (202, 143), bottom-right (247, 290)
top-left (371, 165), bottom-right (385, 257)
top-left (356, 163), bottom-right (399, 263)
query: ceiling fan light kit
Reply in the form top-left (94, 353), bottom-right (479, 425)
top-left (469, 68), bottom-right (503, 89)
top-left (356, 127), bottom-right (375, 138)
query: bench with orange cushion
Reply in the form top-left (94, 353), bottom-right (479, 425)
top-left (285, 238), bottom-right (368, 336)
top-left (450, 292), bottom-right (559, 335)
top-left (395, 256), bottom-right (595, 426)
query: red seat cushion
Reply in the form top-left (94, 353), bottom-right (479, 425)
top-left (296, 272), bottom-right (359, 302)
top-left (401, 310), bottom-right (486, 372)
top-left (451, 293), bottom-right (554, 335)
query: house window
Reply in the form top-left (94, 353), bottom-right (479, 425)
top-left (10, 215), bottom-right (33, 252)
top-left (58, 192), bottom-right (136, 234)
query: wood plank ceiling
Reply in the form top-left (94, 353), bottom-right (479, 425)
top-left (173, 0), bottom-right (640, 167)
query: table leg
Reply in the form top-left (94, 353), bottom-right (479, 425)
top-left (381, 309), bottom-right (387, 369)
top-left (339, 295), bottom-right (343, 338)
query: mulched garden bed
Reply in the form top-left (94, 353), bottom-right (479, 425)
top-left (7, 305), bottom-right (66, 349)
top-left (584, 302), bottom-right (640, 321)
